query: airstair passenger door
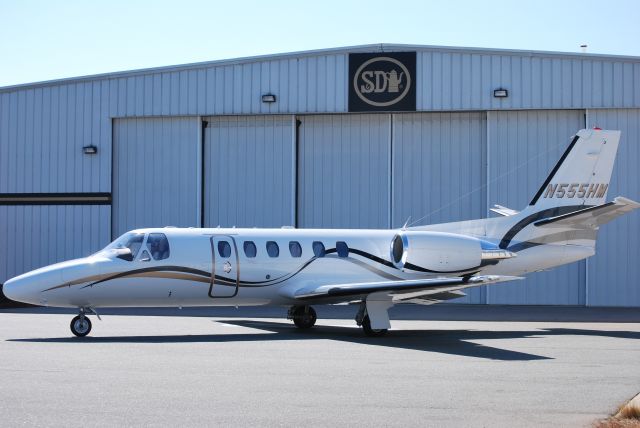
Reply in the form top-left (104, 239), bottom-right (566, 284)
top-left (209, 235), bottom-right (239, 298)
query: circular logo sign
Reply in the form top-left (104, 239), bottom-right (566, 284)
top-left (353, 56), bottom-right (412, 107)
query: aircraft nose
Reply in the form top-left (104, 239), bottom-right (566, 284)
top-left (2, 276), bottom-right (29, 304)
top-left (2, 268), bottom-right (63, 306)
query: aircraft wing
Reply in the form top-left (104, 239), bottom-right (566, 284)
top-left (290, 275), bottom-right (521, 302)
top-left (534, 196), bottom-right (640, 229)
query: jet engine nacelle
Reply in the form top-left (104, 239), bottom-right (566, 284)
top-left (390, 231), bottom-right (515, 273)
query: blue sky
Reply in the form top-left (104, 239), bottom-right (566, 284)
top-left (1, 0), bottom-right (639, 87)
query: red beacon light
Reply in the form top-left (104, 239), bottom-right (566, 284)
top-left (593, 126), bottom-right (602, 130)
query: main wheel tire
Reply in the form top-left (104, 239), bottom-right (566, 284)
top-left (70, 315), bottom-right (92, 337)
top-left (362, 315), bottom-right (387, 337)
top-left (293, 306), bottom-right (317, 329)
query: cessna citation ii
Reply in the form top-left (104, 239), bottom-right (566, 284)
top-left (4, 128), bottom-right (639, 337)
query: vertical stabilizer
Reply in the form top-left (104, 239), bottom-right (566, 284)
top-left (528, 129), bottom-right (620, 210)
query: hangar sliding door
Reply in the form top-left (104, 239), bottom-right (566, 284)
top-left (585, 109), bottom-right (640, 306)
top-left (392, 112), bottom-right (487, 303)
top-left (112, 117), bottom-right (200, 237)
top-left (486, 110), bottom-right (586, 305)
top-left (203, 115), bottom-right (294, 228)
top-left (298, 114), bottom-right (391, 229)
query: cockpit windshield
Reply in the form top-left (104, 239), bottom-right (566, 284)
top-left (102, 232), bottom-right (145, 260)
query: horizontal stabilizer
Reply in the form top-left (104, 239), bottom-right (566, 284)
top-left (490, 204), bottom-right (519, 217)
top-left (293, 275), bottom-right (522, 301)
top-left (534, 196), bottom-right (640, 229)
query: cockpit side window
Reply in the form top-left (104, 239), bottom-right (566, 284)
top-left (146, 233), bottom-right (171, 260)
top-left (127, 234), bottom-right (145, 258)
top-left (102, 232), bottom-right (146, 261)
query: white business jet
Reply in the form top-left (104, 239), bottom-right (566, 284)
top-left (4, 129), bottom-right (639, 337)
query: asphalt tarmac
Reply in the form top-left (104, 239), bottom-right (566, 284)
top-left (1, 306), bottom-right (639, 427)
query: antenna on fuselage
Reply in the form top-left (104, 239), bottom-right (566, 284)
top-left (401, 216), bottom-right (411, 231)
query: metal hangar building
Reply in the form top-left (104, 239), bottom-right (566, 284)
top-left (1, 44), bottom-right (639, 307)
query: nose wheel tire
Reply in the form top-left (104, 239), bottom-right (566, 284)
top-left (362, 315), bottom-right (387, 337)
top-left (70, 315), bottom-right (92, 337)
top-left (290, 305), bottom-right (317, 329)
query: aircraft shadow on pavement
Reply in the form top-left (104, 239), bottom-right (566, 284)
top-left (10, 320), bottom-right (640, 361)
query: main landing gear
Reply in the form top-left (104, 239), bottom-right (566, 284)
top-left (361, 315), bottom-right (388, 337)
top-left (288, 303), bottom-right (389, 337)
top-left (355, 302), bottom-right (388, 337)
top-left (288, 305), bottom-right (317, 329)
top-left (70, 307), bottom-right (99, 337)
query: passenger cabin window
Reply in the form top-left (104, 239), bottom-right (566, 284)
top-left (218, 241), bottom-right (232, 258)
top-left (312, 241), bottom-right (325, 258)
top-left (289, 241), bottom-right (302, 258)
top-left (336, 241), bottom-right (349, 258)
top-left (266, 241), bottom-right (279, 258)
top-left (146, 233), bottom-right (170, 260)
top-left (244, 241), bottom-right (257, 258)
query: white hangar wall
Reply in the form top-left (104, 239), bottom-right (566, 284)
top-left (0, 44), bottom-right (639, 306)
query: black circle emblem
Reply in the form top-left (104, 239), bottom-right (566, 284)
top-left (353, 57), bottom-right (412, 107)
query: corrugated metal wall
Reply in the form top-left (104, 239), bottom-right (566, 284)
top-left (112, 117), bottom-right (200, 237)
top-left (486, 110), bottom-right (587, 304)
top-left (392, 112), bottom-right (487, 226)
top-left (297, 114), bottom-right (391, 229)
top-left (0, 205), bottom-right (110, 283)
top-left (2, 47), bottom-right (639, 124)
top-left (0, 46), bottom-right (636, 196)
top-left (586, 109), bottom-right (640, 307)
top-left (417, 51), bottom-right (640, 111)
top-left (0, 83), bottom-right (111, 193)
top-left (203, 115), bottom-right (295, 228)
top-left (392, 112), bottom-right (487, 303)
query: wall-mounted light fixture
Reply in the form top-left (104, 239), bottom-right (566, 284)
top-left (262, 93), bottom-right (277, 103)
top-left (493, 88), bottom-right (508, 98)
top-left (83, 145), bottom-right (98, 155)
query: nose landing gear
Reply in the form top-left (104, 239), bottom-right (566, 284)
top-left (70, 307), bottom-right (99, 337)
top-left (70, 313), bottom-right (92, 337)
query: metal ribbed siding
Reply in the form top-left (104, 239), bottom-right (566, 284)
top-left (486, 110), bottom-right (586, 305)
top-left (586, 109), bottom-right (640, 306)
top-left (0, 205), bottom-right (110, 283)
top-left (0, 47), bottom-right (637, 195)
top-left (112, 117), bottom-right (199, 237)
top-left (392, 112), bottom-right (487, 226)
top-left (203, 115), bottom-right (295, 228)
top-left (392, 112), bottom-right (487, 303)
top-left (105, 55), bottom-right (347, 117)
top-left (417, 50), bottom-right (640, 111)
top-left (0, 83), bottom-right (111, 193)
top-left (297, 114), bottom-right (391, 229)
